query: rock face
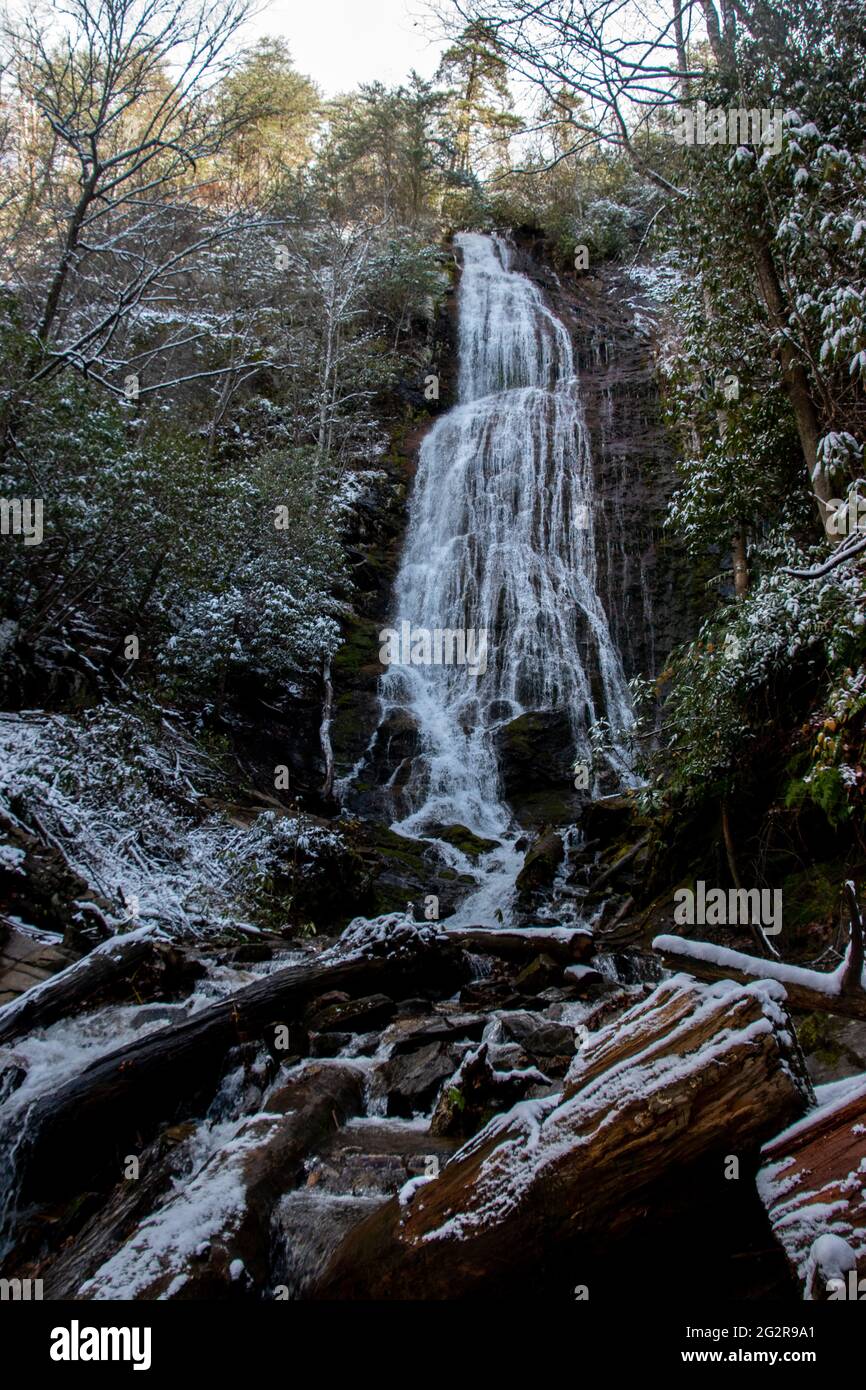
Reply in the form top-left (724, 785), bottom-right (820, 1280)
top-left (507, 239), bottom-right (701, 685)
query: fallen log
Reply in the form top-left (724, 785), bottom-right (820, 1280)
top-left (310, 975), bottom-right (812, 1299)
top-left (11, 923), bottom-right (466, 1210)
top-left (74, 1062), bottom-right (366, 1300)
top-left (758, 1076), bottom-right (866, 1300)
top-left (653, 907), bottom-right (866, 1021)
top-left (445, 925), bottom-right (594, 965)
top-left (0, 927), bottom-right (195, 1046)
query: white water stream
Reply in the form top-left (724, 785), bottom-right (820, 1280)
top-left (370, 233), bottom-right (634, 925)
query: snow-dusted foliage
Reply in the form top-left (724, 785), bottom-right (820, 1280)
top-left (228, 809), bottom-right (360, 931)
top-left (0, 708), bottom-right (250, 937)
top-left (640, 552), bottom-right (866, 810)
top-left (0, 705), bottom-right (362, 940)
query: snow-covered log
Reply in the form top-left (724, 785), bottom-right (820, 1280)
top-left (759, 1076), bottom-right (866, 1299)
top-left (0, 927), bottom-right (191, 1046)
top-left (444, 925), bottom-right (594, 965)
top-left (653, 898), bottom-right (866, 1021)
top-left (310, 975), bottom-right (812, 1299)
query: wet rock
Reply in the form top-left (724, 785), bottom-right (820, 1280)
top-left (273, 1191), bottom-right (383, 1299)
top-left (129, 1002), bottom-right (194, 1031)
top-left (306, 993), bottom-right (396, 1035)
top-left (394, 996), bottom-right (434, 1017)
top-left (377, 1041), bottom-right (465, 1117)
top-left (494, 711), bottom-right (578, 828)
top-left (229, 942), bottom-right (275, 964)
top-left (431, 1043), bottom-right (549, 1139)
top-left (515, 829), bottom-right (565, 913)
top-left (309, 1031), bottom-right (352, 1058)
top-left (459, 978), bottom-right (521, 1009)
top-left (496, 1010), bottom-right (575, 1062)
top-left (563, 963), bottom-right (604, 992)
top-left (0, 1060), bottom-right (26, 1103)
top-left (424, 823), bottom-right (500, 859)
top-left (381, 1011), bottom-right (486, 1054)
top-left (797, 1013), bottom-right (866, 1086)
top-left (307, 1119), bottom-right (457, 1198)
top-left (512, 953), bottom-right (562, 996)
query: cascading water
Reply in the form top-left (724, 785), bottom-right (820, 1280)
top-left (363, 232), bottom-right (634, 925)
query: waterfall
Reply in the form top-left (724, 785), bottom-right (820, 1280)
top-left (365, 232), bottom-right (634, 925)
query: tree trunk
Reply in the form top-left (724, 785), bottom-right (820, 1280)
top-left (732, 528), bottom-right (748, 597)
top-left (750, 236), bottom-right (835, 536)
top-left (653, 904), bottom-right (866, 1018)
top-left (444, 925), bottom-right (594, 966)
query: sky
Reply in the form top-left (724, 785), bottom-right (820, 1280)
top-left (246, 0), bottom-right (447, 95)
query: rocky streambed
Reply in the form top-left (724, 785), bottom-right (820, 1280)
top-left (3, 904), bottom-right (858, 1302)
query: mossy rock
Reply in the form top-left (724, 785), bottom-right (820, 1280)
top-left (494, 710), bottom-right (574, 793)
top-left (425, 823), bottom-right (500, 860)
top-left (332, 611), bottom-right (383, 688)
top-left (340, 817), bottom-right (476, 919)
top-left (516, 828), bottom-right (565, 897)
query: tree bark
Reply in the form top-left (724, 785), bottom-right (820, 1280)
top-left (750, 236), bottom-right (835, 536)
top-left (732, 527), bottom-right (748, 598)
top-left (653, 924), bottom-right (866, 1020)
top-left (444, 925), bottom-right (594, 965)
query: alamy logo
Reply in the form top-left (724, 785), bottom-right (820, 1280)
top-left (50, 1320), bottom-right (152, 1371)
top-left (379, 620), bottom-right (488, 677)
top-left (827, 495), bottom-right (866, 536)
top-left (673, 101), bottom-right (784, 156)
top-left (0, 497), bottom-right (43, 545)
top-left (674, 880), bottom-right (782, 934)
top-left (827, 1271), bottom-right (866, 1299)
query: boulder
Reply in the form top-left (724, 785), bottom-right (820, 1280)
top-left (496, 1010), bottom-right (576, 1061)
top-left (515, 828), bottom-right (565, 911)
top-left (306, 993), bottom-right (396, 1034)
top-left (493, 711), bottom-right (579, 827)
top-left (376, 1041), bottom-right (465, 1117)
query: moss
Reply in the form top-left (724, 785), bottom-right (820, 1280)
top-left (331, 612), bottom-right (381, 680)
top-left (427, 823), bottom-right (499, 859)
top-left (796, 1011), bottom-right (842, 1066)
